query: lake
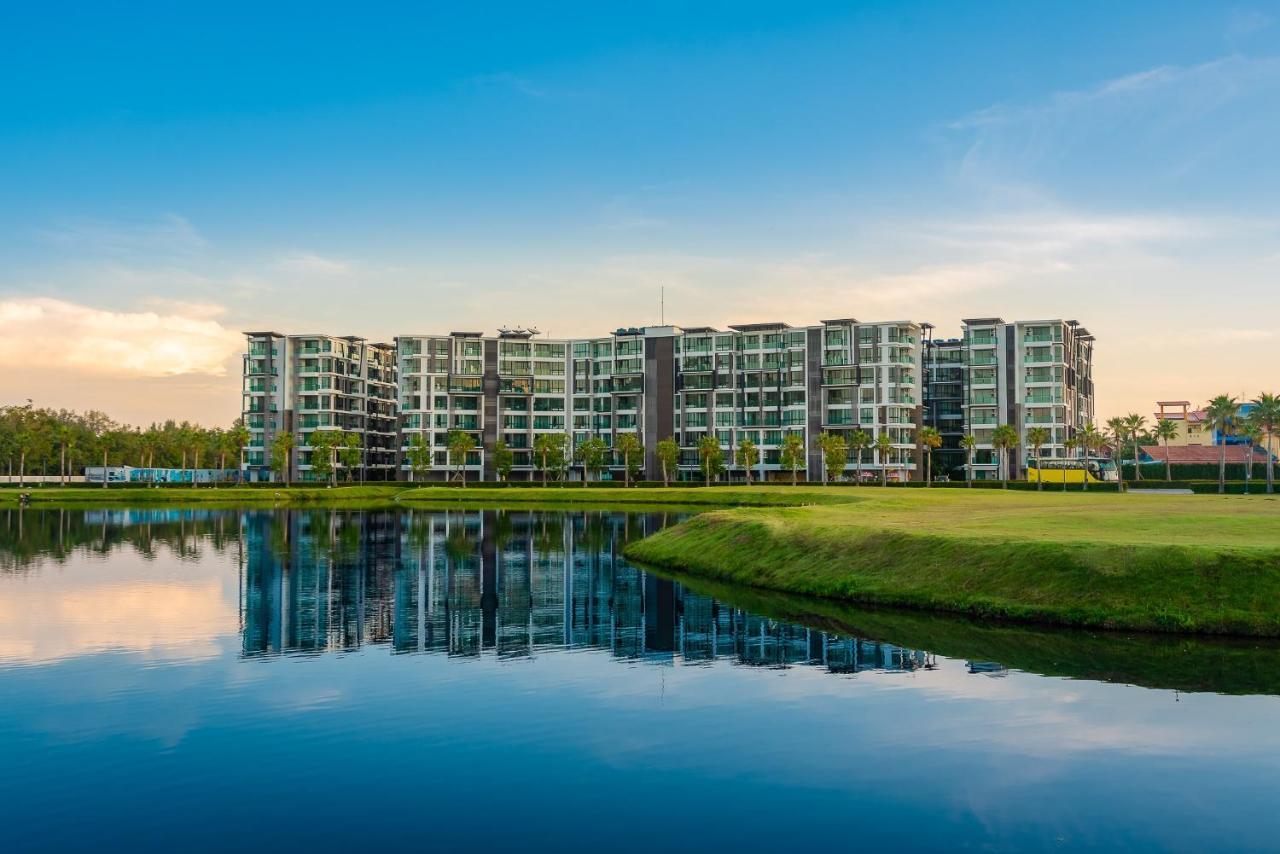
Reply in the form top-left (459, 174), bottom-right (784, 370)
top-left (2, 506), bottom-right (1279, 852)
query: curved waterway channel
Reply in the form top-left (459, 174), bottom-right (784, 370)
top-left (2, 506), bottom-right (1279, 852)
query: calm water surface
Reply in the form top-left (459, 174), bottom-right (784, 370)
top-left (2, 507), bottom-right (1280, 852)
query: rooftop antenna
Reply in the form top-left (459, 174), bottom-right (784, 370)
top-left (660, 286), bottom-right (665, 325)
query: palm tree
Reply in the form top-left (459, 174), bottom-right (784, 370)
top-left (849, 429), bottom-right (870, 486)
top-left (1204, 395), bottom-right (1239, 495)
top-left (1062, 435), bottom-right (1078, 491)
top-left (697, 435), bottom-right (723, 486)
top-left (961, 434), bottom-right (977, 488)
top-left (655, 438), bottom-right (680, 487)
top-left (780, 433), bottom-right (805, 486)
top-left (616, 433), bottom-right (643, 487)
top-left (918, 426), bottom-right (941, 487)
top-left (271, 431), bottom-right (295, 486)
top-left (991, 425), bottom-right (1018, 489)
top-left (1240, 415), bottom-right (1263, 494)
top-left (816, 432), bottom-right (837, 486)
top-left (1154, 419), bottom-right (1179, 482)
top-left (209, 427), bottom-right (228, 489)
top-left (1105, 416), bottom-right (1128, 493)
top-left (228, 422), bottom-right (251, 485)
top-left (1026, 427), bottom-right (1050, 491)
top-left (533, 433), bottom-right (559, 487)
top-left (1077, 423), bottom-right (1102, 492)
top-left (1251, 392), bottom-right (1279, 494)
top-left (736, 437), bottom-right (759, 485)
top-left (1124, 413), bottom-right (1147, 481)
top-left (447, 429), bottom-right (476, 486)
top-left (874, 432), bottom-right (893, 487)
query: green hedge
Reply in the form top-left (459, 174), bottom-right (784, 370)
top-left (1124, 462), bottom-right (1273, 481)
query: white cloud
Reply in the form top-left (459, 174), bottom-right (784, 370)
top-left (0, 297), bottom-right (243, 378)
top-left (271, 251), bottom-right (352, 275)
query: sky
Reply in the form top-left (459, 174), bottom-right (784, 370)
top-left (1, 0), bottom-right (1278, 426)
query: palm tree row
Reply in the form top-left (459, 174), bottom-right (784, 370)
top-left (1203, 393), bottom-right (1278, 495)
top-left (0, 404), bottom-right (249, 487)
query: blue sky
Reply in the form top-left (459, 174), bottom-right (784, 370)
top-left (2, 1), bottom-right (1278, 424)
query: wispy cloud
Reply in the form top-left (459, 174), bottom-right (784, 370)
top-left (470, 72), bottom-right (552, 99)
top-left (35, 214), bottom-right (207, 259)
top-left (1227, 8), bottom-right (1274, 38)
top-left (0, 297), bottom-right (243, 378)
top-left (271, 251), bottom-right (353, 275)
top-left (947, 55), bottom-right (1280, 183)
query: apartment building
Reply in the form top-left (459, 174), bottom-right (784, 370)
top-left (923, 331), bottom-right (966, 477)
top-left (242, 316), bottom-right (1094, 484)
top-left (959, 318), bottom-right (1095, 480)
top-left (242, 333), bottom-right (399, 482)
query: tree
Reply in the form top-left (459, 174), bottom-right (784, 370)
top-left (820, 433), bottom-right (848, 485)
top-left (961, 434), bottom-right (977, 488)
top-left (18, 407), bottom-right (53, 487)
top-left (53, 421), bottom-right (72, 487)
top-left (1078, 423), bottom-right (1102, 492)
top-left (446, 430), bottom-right (477, 485)
top-left (1124, 413), bottom-right (1147, 482)
top-left (1240, 415), bottom-right (1263, 494)
top-left (1154, 419), bottom-right (1179, 482)
top-left (1104, 417), bottom-right (1129, 493)
top-left (492, 439), bottom-right (515, 483)
top-left (270, 432), bottom-right (295, 485)
top-left (209, 427), bottom-right (228, 489)
top-left (533, 433), bottom-right (566, 486)
top-left (575, 437), bottom-right (608, 485)
top-left (779, 433), bottom-right (805, 485)
top-left (874, 432), bottom-right (893, 487)
top-left (616, 433), bottom-right (643, 487)
top-left (735, 437), bottom-right (759, 486)
top-left (309, 430), bottom-right (341, 486)
top-left (228, 422), bottom-right (251, 485)
top-left (991, 424), bottom-right (1019, 489)
top-left (339, 434), bottom-right (361, 482)
top-left (918, 426), bottom-right (942, 487)
top-left (139, 427), bottom-right (159, 487)
top-left (656, 437), bottom-right (680, 487)
top-left (1250, 392), bottom-right (1279, 494)
top-left (1025, 427), bottom-right (1050, 492)
top-left (849, 429), bottom-right (871, 486)
top-left (406, 433), bottom-right (432, 482)
top-left (535, 435), bottom-right (560, 486)
top-left (697, 435), bottom-right (724, 486)
top-left (1204, 395), bottom-right (1238, 495)
top-left (1062, 435), bottom-right (1078, 492)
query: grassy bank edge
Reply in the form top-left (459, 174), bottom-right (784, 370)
top-left (623, 508), bottom-right (1280, 637)
top-left (659, 569), bottom-right (1280, 695)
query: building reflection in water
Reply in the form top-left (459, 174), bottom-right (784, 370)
top-left (240, 509), bottom-right (935, 675)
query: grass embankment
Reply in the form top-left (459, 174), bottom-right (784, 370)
top-left (624, 488), bottom-right (1280, 637)
top-left (395, 485), bottom-right (856, 507)
top-left (666, 571), bottom-right (1280, 695)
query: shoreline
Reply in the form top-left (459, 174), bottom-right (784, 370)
top-left (622, 491), bottom-right (1280, 638)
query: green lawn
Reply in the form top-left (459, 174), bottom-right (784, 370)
top-left (624, 488), bottom-right (1280, 636)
